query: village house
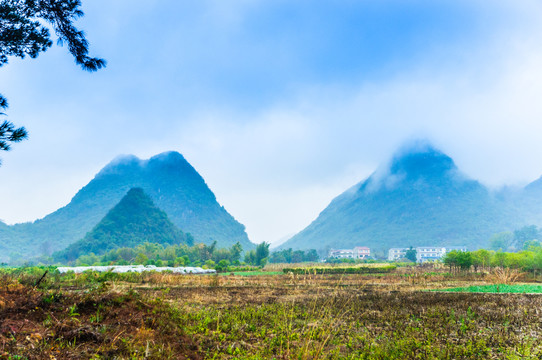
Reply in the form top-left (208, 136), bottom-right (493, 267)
top-left (415, 247), bottom-right (447, 262)
top-left (329, 246), bottom-right (371, 259)
top-left (387, 246), bottom-right (468, 262)
top-left (388, 248), bottom-right (408, 261)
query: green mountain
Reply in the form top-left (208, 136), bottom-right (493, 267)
top-left (280, 142), bottom-right (525, 253)
top-left (520, 177), bottom-right (542, 224)
top-left (53, 188), bottom-right (192, 262)
top-left (1, 151), bottom-right (252, 262)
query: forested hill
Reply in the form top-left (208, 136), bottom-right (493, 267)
top-left (53, 188), bottom-right (193, 262)
top-left (520, 176), bottom-right (542, 225)
top-left (280, 142), bottom-right (529, 253)
top-left (2, 151), bottom-right (252, 262)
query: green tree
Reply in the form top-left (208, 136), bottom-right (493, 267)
top-left (270, 248), bottom-right (320, 263)
top-left (291, 250), bottom-right (305, 263)
top-left (514, 225), bottom-right (540, 250)
top-left (255, 242), bottom-right (270, 266)
top-left (305, 249), bottom-right (319, 262)
top-left (517, 251), bottom-right (535, 272)
top-left (471, 249), bottom-right (492, 271)
top-left (524, 240), bottom-right (542, 251)
top-left (270, 251), bottom-right (286, 263)
top-left (229, 242), bottom-right (243, 264)
top-left (216, 259), bottom-right (230, 272)
top-left (492, 251), bottom-right (508, 268)
top-left (245, 242), bottom-right (270, 266)
top-left (0, 0), bottom-right (105, 160)
top-left (455, 251), bottom-right (473, 271)
top-left (443, 251), bottom-right (459, 271)
top-left (134, 253), bottom-right (148, 265)
top-left (532, 250), bottom-right (542, 276)
top-left (244, 250), bottom-right (255, 265)
top-left (405, 246), bottom-right (417, 262)
top-left (174, 256), bottom-right (185, 266)
top-left (204, 259), bottom-right (215, 269)
top-left (199, 241), bottom-right (217, 261)
top-left (489, 232), bottom-right (513, 251)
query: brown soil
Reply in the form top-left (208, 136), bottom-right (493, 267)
top-left (0, 282), bottom-right (202, 359)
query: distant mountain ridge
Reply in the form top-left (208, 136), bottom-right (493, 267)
top-left (281, 141), bottom-right (538, 253)
top-left (0, 151), bottom-right (252, 262)
top-left (54, 187), bottom-right (193, 262)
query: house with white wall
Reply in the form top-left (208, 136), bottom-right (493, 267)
top-left (388, 246), bottom-right (467, 262)
top-left (329, 246), bottom-right (371, 259)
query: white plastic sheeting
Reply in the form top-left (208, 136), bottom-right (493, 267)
top-left (56, 265), bottom-right (216, 274)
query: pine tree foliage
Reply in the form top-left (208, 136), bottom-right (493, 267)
top-left (0, 120), bottom-right (27, 151)
top-left (0, 0), bottom-right (105, 71)
top-left (0, 0), bottom-right (105, 161)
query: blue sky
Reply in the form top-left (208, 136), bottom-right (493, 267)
top-left (2, 0), bottom-right (542, 245)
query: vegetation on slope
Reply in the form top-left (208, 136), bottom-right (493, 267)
top-left (46, 238), bottom-right (268, 273)
top-left (1, 151), bottom-right (253, 262)
top-left (283, 143), bottom-right (525, 252)
top-left (270, 248), bottom-right (319, 263)
top-left (53, 188), bottom-right (193, 262)
top-left (71, 241), bottom-right (245, 269)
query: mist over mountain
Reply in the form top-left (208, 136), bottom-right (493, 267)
top-left (53, 188), bottom-right (193, 262)
top-left (1, 151), bottom-right (252, 262)
top-left (281, 141), bottom-right (534, 253)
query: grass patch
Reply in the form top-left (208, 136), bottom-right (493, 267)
top-left (435, 284), bottom-right (542, 293)
top-left (283, 264), bottom-right (396, 275)
top-left (7, 266), bottom-right (542, 358)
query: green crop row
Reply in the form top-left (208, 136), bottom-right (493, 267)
top-left (435, 284), bottom-right (542, 294)
top-left (282, 265), bottom-right (396, 274)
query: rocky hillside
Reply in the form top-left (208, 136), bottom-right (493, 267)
top-left (1, 151), bottom-right (252, 262)
top-left (281, 142), bottom-right (526, 253)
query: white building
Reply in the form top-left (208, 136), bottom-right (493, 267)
top-left (329, 246), bottom-right (371, 259)
top-left (354, 247), bottom-right (371, 259)
top-left (388, 248), bottom-right (408, 261)
top-left (388, 246), bottom-right (468, 262)
top-left (415, 247), bottom-right (447, 262)
top-left (329, 249), bottom-right (354, 258)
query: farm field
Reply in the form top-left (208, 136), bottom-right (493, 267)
top-left (2, 265), bottom-right (542, 359)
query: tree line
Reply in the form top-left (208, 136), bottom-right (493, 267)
top-left (72, 241), bottom-right (270, 270)
top-left (488, 225), bottom-right (541, 252)
top-left (443, 245), bottom-right (542, 274)
top-left (269, 248), bottom-right (319, 263)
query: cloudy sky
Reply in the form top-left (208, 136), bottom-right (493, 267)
top-left (2, 0), bottom-right (542, 245)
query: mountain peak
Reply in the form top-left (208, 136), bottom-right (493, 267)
top-left (359, 141), bottom-right (459, 194)
top-left (149, 151), bottom-right (187, 164)
top-left (96, 151), bottom-right (192, 179)
top-left (388, 140), bottom-right (456, 179)
top-left (53, 187), bottom-right (192, 262)
top-left (281, 140), bottom-right (515, 253)
top-left (97, 154), bottom-right (142, 177)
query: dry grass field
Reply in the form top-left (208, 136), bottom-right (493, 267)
top-left (1, 266), bottom-right (542, 359)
